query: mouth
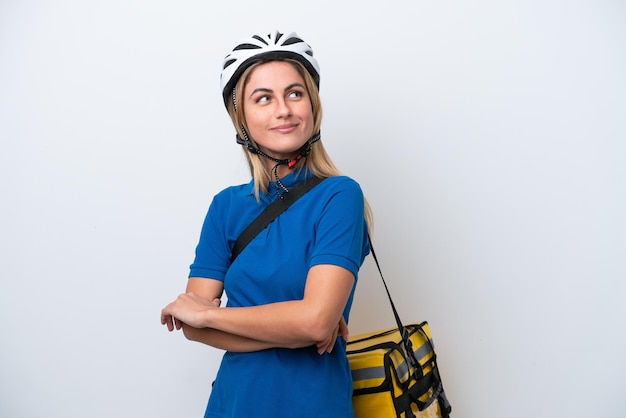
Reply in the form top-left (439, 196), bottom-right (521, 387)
top-left (271, 124), bottom-right (298, 134)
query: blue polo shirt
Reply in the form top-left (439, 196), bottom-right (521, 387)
top-left (189, 170), bottom-right (370, 418)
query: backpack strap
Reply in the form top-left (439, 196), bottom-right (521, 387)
top-left (368, 239), bottom-right (452, 418)
top-left (231, 176), bottom-right (325, 262)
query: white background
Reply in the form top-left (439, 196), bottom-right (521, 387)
top-left (1, 1), bottom-right (625, 417)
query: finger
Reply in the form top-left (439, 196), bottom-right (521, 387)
top-left (316, 334), bottom-right (332, 354)
top-left (338, 317), bottom-right (350, 341)
top-left (160, 306), bottom-right (171, 325)
top-left (326, 326), bottom-right (340, 353)
top-left (317, 324), bottom-right (339, 354)
top-left (317, 341), bottom-right (330, 355)
top-left (162, 314), bottom-right (174, 331)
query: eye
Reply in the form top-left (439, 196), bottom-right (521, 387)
top-left (255, 95), bottom-right (270, 104)
top-left (288, 90), bottom-right (304, 99)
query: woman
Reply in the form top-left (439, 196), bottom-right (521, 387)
top-left (161, 30), bottom-right (372, 418)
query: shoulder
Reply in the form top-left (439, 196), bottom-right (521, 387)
top-left (215, 179), bottom-right (254, 198)
top-left (211, 180), bottom-right (254, 206)
top-left (306, 176), bottom-right (365, 215)
top-left (203, 180), bottom-right (259, 228)
top-left (317, 176), bottom-right (364, 200)
top-left (320, 175), bottom-right (362, 192)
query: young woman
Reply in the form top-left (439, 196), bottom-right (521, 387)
top-left (161, 30), bottom-right (372, 418)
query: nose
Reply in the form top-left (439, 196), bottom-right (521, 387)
top-left (275, 98), bottom-right (292, 118)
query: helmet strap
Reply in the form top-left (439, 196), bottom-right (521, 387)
top-left (235, 129), bottom-right (321, 196)
top-left (232, 88), bottom-right (238, 112)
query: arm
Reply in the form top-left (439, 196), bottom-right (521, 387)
top-left (162, 277), bottom-right (278, 352)
top-left (161, 264), bottom-right (354, 349)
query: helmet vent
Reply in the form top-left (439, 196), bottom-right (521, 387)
top-left (223, 58), bottom-right (236, 70)
top-left (252, 34), bottom-right (268, 45)
top-left (233, 43), bottom-right (262, 51)
top-left (283, 37), bottom-right (304, 46)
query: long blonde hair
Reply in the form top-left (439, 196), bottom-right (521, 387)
top-left (226, 59), bottom-right (373, 233)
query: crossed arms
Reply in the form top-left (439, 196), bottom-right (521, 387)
top-left (161, 264), bottom-right (354, 354)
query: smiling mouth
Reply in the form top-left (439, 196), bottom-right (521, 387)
top-left (271, 124), bottom-right (298, 133)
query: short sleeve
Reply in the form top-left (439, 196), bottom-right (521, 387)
top-left (309, 177), bottom-right (369, 277)
top-left (188, 195), bottom-right (232, 280)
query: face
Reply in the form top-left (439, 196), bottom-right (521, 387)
top-left (242, 61), bottom-right (315, 162)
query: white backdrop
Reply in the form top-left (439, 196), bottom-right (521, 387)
top-left (1, 1), bottom-right (625, 417)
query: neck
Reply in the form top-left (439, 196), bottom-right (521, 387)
top-left (267, 162), bottom-right (294, 179)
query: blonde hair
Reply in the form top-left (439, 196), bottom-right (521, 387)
top-left (226, 59), bottom-right (373, 233)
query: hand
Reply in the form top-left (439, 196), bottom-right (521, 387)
top-left (161, 293), bottom-right (221, 331)
top-left (315, 317), bottom-right (349, 355)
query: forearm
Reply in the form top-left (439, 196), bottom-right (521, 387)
top-left (182, 324), bottom-right (282, 352)
top-left (202, 300), bottom-right (331, 348)
top-left (168, 266), bottom-right (354, 349)
top-left (197, 265), bottom-right (355, 347)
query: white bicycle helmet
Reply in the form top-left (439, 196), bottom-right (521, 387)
top-left (220, 30), bottom-right (321, 107)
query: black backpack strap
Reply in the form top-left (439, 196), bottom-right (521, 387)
top-left (368, 238), bottom-right (414, 357)
top-left (368, 237), bottom-right (452, 418)
top-left (231, 176), bottom-right (325, 262)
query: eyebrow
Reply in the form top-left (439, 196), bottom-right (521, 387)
top-left (248, 83), bottom-right (306, 99)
